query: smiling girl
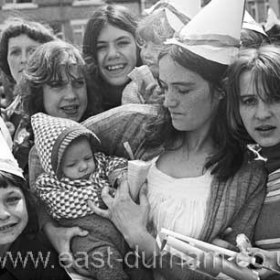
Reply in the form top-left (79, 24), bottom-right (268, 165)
top-left (0, 134), bottom-right (70, 280)
top-left (83, 5), bottom-right (142, 110)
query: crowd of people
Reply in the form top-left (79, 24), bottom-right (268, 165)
top-left (1, 0), bottom-right (280, 279)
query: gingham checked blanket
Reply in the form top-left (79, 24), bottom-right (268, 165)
top-left (35, 152), bottom-right (127, 220)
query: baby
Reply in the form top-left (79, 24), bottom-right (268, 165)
top-left (32, 113), bottom-right (129, 280)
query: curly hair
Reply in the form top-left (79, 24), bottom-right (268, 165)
top-left (136, 3), bottom-right (190, 46)
top-left (19, 40), bottom-right (101, 122)
top-left (0, 17), bottom-right (56, 82)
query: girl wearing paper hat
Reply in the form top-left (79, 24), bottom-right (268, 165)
top-left (87, 0), bottom-right (267, 279)
top-left (0, 134), bottom-right (70, 280)
top-left (122, 0), bottom-right (196, 105)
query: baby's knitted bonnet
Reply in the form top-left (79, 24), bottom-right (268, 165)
top-left (31, 113), bottom-right (100, 179)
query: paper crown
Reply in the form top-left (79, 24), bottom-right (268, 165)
top-left (166, 0), bottom-right (245, 65)
top-left (144, 0), bottom-right (201, 32)
top-left (243, 10), bottom-right (267, 36)
top-left (265, 7), bottom-right (280, 31)
top-left (0, 133), bottom-right (24, 179)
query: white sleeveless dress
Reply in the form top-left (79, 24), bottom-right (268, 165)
top-left (147, 159), bottom-right (212, 246)
top-left (147, 159), bottom-right (213, 280)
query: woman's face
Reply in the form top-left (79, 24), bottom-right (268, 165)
top-left (43, 66), bottom-right (88, 122)
top-left (159, 54), bottom-right (221, 132)
top-left (7, 34), bottom-right (41, 83)
top-left (0, 185), bottom-right (28, 247)
top-left (97, 24), bottom-right (138, 86)
top-left (239, 70), bottom-right (280, 147)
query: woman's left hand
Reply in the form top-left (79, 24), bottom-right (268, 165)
top-left (88, 180), bottom-right (150, 248)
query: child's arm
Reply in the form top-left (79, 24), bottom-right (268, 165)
top-left (95, 152), bottom-right (128, 187)
top-left (35, 173), bottom-right (101, 220)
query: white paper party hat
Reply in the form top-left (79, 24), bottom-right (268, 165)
top-left (144, 0), bottom-right (201, 32)
top-left (265, 7), bottom-right (280, 31)
top-left (243, 10), bottom-right (267, 36)
top-left (0, 133), bottom-right (24, 179)
top-left (166, 0), bottom-right (245, 65)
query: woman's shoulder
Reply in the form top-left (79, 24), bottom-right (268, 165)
top-left (228, 156), bottom-right (267, 190)
top-left (83, 104), bottom-right (159, 159)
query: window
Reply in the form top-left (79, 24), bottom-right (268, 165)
top-left (70, 20), bottom-right (87, 46)
top-left (247, 0), bottom-right (258, 21)
top-left (3, 0), bottom-right (38, 9)
top-left (5, 0), bottom-right (32, 3)
top-left (265, 0), bottom-right (270, 13)
top-left (72, 0), bottom-right (104, 6)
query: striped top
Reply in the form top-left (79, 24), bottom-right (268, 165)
top-left (254, 167), bottom-right (280, 250)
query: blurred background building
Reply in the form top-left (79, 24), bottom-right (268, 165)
top-left (0, 0), bottom-right (144, 45)
top-left (0, 0), bottom-right (279, 45)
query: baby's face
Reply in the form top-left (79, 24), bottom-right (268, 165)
top-left (62, 137), bottom-right (95, 180)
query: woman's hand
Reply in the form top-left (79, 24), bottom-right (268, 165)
top-left (44, 222), bottom-right (90, 276)
top-left (44, 222), bottom-right (88, 255)
top-left (88, 180), bottom-right (149, 246)
top-left (88, 180), bottom-right (159, 257)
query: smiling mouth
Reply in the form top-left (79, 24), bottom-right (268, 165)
top-left (61, 105), bottom-right (79, 114)
top-left (106, 64), bottom-right (126, 71)
top-left (0, 223), bottom-right (17, 231)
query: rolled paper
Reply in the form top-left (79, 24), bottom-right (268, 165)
top-left (161, 228), bottom-right (237, 257)
top-left (165, 235), bottom-right (259, 280)
top-left (166, 235), bottom-right (205, 259)
top-left (127, 159), bottom-right (152, 200)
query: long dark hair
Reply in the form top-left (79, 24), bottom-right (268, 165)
top-left (143, 45), bottom-right (244, 181)
top-left (82, 4), bottom-right (142, 103)
top-left (83, 4), bottom-right (141, 67)
top-left (0, 171), bottom-right (38, 235)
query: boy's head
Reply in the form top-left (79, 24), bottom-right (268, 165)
top-left (61, 136), bottom-right (96, 180)
top-left (137, 7), bottom-right (190, 78)
top-left (136, 9), bottom-right (173, 77)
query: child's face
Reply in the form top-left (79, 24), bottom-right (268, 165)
top-left (0, 185), bottom-right (28, 247)
top-left (140, 41), bottom-right (162, 78)
top-left (42, 66), bottom-right (88, 122)
top-left (62, 137), bottom-right (96, 180)
top-left (97, 24), bottom-right (138, 86)
top-left (239, 70), bottom-right (280, 148)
